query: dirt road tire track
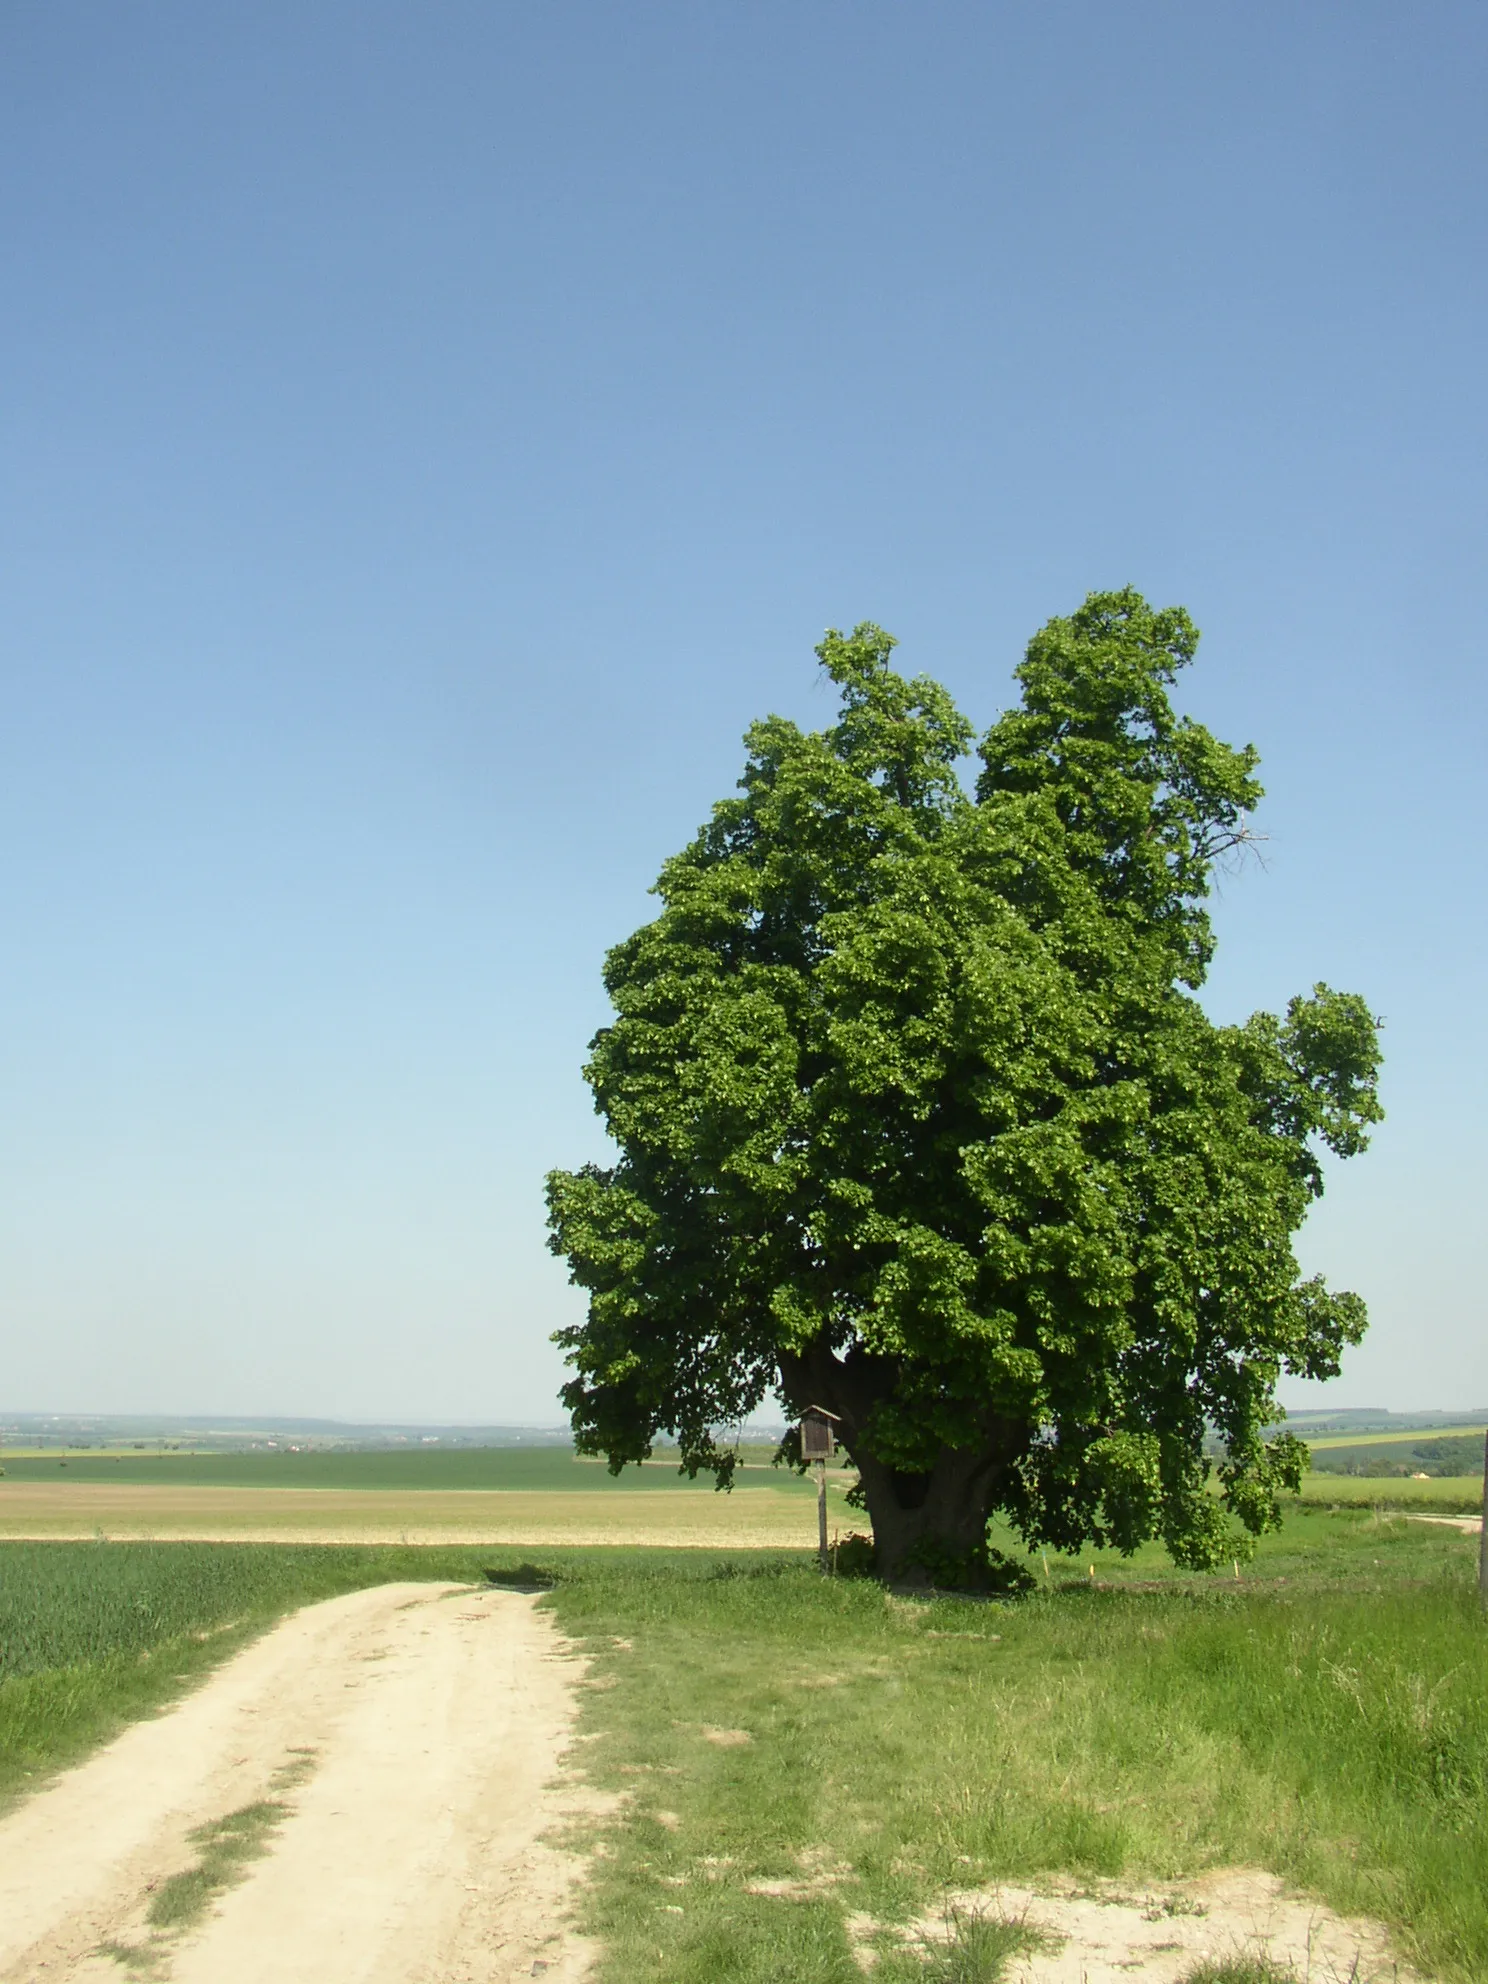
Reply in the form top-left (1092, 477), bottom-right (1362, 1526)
top-left (0, 1582), bottom-right (597, 1984)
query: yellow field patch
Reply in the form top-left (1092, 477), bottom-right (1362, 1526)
top-left (0, 1481), bottom-right (845, 1548)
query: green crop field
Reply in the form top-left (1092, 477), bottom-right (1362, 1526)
top-left (0, 1446), bottom-right (817, 1492)
top-left (1297, 1472), bottom-right (1483, 1511)
top-left (4, 1507), bottom-right (1486, 1980)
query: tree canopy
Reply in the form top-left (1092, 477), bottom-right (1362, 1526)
top-left (546, 591), bottom-right (1382, 1583)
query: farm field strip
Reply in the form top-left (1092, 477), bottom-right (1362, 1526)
top-left (1302, 1423), bottom-right (1488, 1450)
top-left (0, 1448), bottom-right (829, 1491)
top-left (1296, 1472), bottom-right (1483, 1508)
top-left (7, 1464), bottom-right (1481, 1543)
top-left (0, 1482), bottom-right (854, 1548)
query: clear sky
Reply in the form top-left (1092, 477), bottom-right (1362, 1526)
top-left (1, 3), bottom-right (1483, 1424)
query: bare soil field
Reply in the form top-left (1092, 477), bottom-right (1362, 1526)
top-left (0, 1481), bottom-right (828, 1548)
top-left (0, 1581), bottom-right (594, 1984)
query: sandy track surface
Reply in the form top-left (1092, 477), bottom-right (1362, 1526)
top-left (878, 1871), bottom-right (1420, 1981)
top-left (0, 1582), bottom-right (596, 1984)
top-left (0, 1481), bottom-right (822, 1548)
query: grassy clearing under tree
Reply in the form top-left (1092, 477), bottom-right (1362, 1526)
top-left (543, 1507), bottom-right (1486, 1983)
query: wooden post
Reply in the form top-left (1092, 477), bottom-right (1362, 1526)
top-left (1478, 1429), bottom-right (1488, 1610)
top-left (800, 1407), bottom-right (838, 1575)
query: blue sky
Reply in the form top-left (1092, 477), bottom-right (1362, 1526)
top-left (1, 2), bottom-right (1483, 1422)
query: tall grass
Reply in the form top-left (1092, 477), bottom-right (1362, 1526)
top-left (539, 1510), bottom-right (1487, 1983)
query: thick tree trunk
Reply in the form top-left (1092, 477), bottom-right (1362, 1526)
top-left (851, 1446), bottom-right (1004, 1584)
top-left (778, 1340), bottom-right (1026, 1586)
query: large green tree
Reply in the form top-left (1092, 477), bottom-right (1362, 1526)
top-left (546, 591), bottom-right (1382, 1583)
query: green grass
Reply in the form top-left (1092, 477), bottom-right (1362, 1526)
top-left (532, 1507), bottom-right (1487, 1984)
top-left (1178, 1964), bottom-right (1298, 1984)
top-left (874, 1908), bottom-right (1042, 1981)
top-left (1296, 1472), bottom-right (1482, 1511)
top-left (0, 1445), bottom-right (828, 1492)
top-left (145, 1799), bottom-right (289, 1928)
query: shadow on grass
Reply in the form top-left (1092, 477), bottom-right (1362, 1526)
top-left (481, 1563), bottom-right (557, 1592)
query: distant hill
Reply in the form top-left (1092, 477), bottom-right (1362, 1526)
top-left (1280, 1408), bottom-right (1488, 1435)
top-left (0, 1411), bottom-right (792, 1455)
top-left (0, 1412), bottom-right (573, 1452)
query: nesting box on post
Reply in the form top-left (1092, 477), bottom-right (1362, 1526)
top-left (800, 1409), bottom-right (835, 1463)
top-left (800, 1407), bottom-right (840, 1572)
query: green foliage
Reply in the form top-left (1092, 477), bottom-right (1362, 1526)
top-left (547, 591), bottom-right (1382, 1575)
top-left (831, 1531), bottom-right (878, 1577)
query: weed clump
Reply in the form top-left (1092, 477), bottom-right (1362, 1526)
top-left (1179, 1960), bottom-right (1299, 1983)
top-left (878, 1907), bottom-right (1043, 1981)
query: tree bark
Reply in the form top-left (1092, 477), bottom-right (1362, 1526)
top-left (777, 1340), bottom-right (1026, 1585)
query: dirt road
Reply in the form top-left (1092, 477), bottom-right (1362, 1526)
top-left (0, 1582), bottom-right (596, 1984)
